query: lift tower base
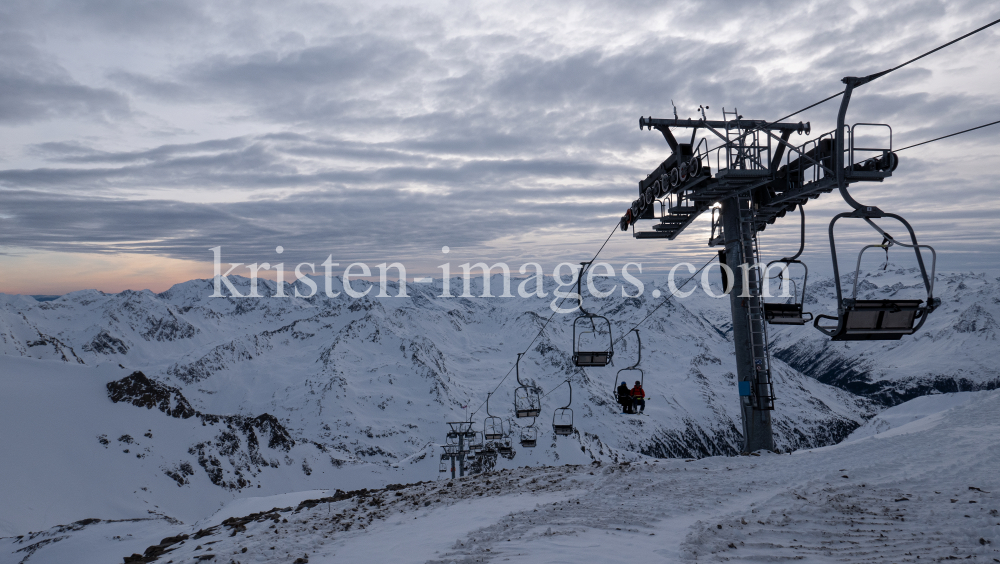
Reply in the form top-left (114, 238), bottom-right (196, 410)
top-left (721, 195), bottom-right (775, 453)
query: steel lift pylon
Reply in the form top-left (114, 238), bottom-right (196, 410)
top-left (622, 89), bottom-right (906, 453)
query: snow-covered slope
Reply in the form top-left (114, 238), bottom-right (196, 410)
top-left (771, 269), bottom-right (1000, 404)
top-left (0, 273), bottom-right (876, 536)
top-left (6, 389), bottom-right (999, 564)
top-left (842, 390), bottom-right (981, 443)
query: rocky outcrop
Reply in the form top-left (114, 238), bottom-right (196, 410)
top-left (107, 371), bottom-right (296, 491)
top-left (107, 372), bottom-right (197, 419)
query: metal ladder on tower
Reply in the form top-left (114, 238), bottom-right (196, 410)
top-left (723, 107), bottom-right (744, 170)
top-left (737, 192), bottom-right (776, 411)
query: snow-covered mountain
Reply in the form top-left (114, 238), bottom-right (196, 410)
top-left (770, 269), bottom-right (1000, 404)
top-left (1, 269), bottom-right (993, 538)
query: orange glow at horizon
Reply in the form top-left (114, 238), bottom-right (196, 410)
top-left (0, 250), bottom-right (215, 295)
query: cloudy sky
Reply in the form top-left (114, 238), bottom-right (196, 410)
top-left (0, 0), bottom-right (998, 294)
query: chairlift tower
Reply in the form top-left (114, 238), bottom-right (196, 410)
top-left (622, 90), bottom-right (903, 453)
top-left (445, 421), bottom-right (477, 478)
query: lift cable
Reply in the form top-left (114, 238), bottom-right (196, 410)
top-left (860, 16), bottom-right (1000, 85)
top-left (737, 16), bottom-right (1000, 139)
top-left (770, 91), bottom-right (845, 126)
top-left (896, 118), bottom-right (1000, 152)
top-left (605, 253), bottom-right (719, 353)
top-left (468, 223), bottom-right (619, 417)
top-left (541, 378), bottom-right (569, 400)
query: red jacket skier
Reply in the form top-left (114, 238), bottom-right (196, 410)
top-left (631, 381), bottom-right (646, 413)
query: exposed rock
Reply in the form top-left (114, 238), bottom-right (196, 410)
top-left (82, 329), bottom-right (129, 355)
top-left (107, 372), bottom-right (197, 419)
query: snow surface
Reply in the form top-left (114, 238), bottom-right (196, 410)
top-left (843, 391), bottom-right (980, 443)
top-left (0, 273), bottom-right (881, 536)
top-left (4, 388), bottom-right (999, 563)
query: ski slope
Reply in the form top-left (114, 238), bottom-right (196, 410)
top-left (5, 389), bottom-right (998, 563)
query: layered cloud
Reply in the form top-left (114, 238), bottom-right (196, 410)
top-left (0, 0), bottom-right (998, 291)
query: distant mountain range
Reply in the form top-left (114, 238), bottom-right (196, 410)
top-left (1, 269), bottom-right (996, 534)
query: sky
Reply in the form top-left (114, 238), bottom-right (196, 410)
top-left (0, 0), bottom-right (998, 295)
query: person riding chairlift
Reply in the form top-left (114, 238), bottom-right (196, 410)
top-left (631, 381), bottom-right (645, 414)
top-left (617, 381), bottom-right (633, 414)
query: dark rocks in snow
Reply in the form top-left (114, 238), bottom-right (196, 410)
top-left (953, 304), bottom-right (998, 337)
top-left (107, 371), bottom-right (197, 419)
top-left (140, 311), bottom-right (198, 342)
top-left (122, 533), bottom-right (189, 563)
top-left (249, 413), bottom-right (295, 451)
top-left (163, 462), bottom-right (195, 487)
top-left (25, 333), bottom-right (84, 364)
top-left (82, 329), bottom-right (129, 355)
top-left (107, 371), bottom-right (296, 491)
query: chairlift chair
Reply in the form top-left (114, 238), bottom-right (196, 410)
top-left (483, 392), bottom-right (504, 440)
top-left (497, 419), bottom-right (516, 458)
top-left (467, 432), bottom-right (482, 460)
top-left (552, 379), bottom-right (575, 436)
top-left (614, 329), bottom-right (644, 414)
top-left (814, 212), bottom-right (937, 340)
top-left (497, 436), bottom-right (515, 459)
top-left (439, 453), bottom-right (449, 473)
top-left (812, 76), bottom-right (940, 341)
top-left (519, 421), bottom-right (538, 448)
top-left (513, 353), bottom-right (542, 417)
top-left (479, 441), bottom-right (498, 457)
top-left (763, 205), bottom-right (814, 326)
top-left (572, 262), bottom-right (614, 367)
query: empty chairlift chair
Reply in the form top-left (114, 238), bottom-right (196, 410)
top-left (814, 211), bottom-right (939, 341)
top-left (497, 431), bottom-right (515, 459)
top-left (483, 393), bottom-right (504, 440)
top-left (519, 421), bottom-right (538, 448)
top-left (813, 77), bottom-right (939, 341)
top-left (513, 353), bottom-right (542, 418)
top-left (763, 205), bottom-right (814, 326)
top-left (468, 431), bottom-right (484, 454)
top-left (572, 261), bottom-right (614, 367)
top-left (552, 380), bottom-right (575, 436)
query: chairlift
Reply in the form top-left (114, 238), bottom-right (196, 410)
top-left (763, 205), bottom-right (814, 326)
top-left (552, 379), bottom-right (575, 436)
top-left (814, 214), bottom-right (938, 340)
top-left (442, 444), bottom-right (459, 473)
top-left (469, 431), bottom-right (484, 454)
top-left (613, 329), bottom-right (643, 414)
top-left (812, 77), bottom-right (940, 341)
top-left (477, 447), bottom-right (499, 473)
top-left (572, 262), bottom-right (614, 367)
top-left (497, 436), bottom-right (515, 459)
top-left (519, 420), bottom-right (538, 448)
top-left (513, 353), bottom-right (542, 417)
top-left (483, 392), bottom-right (504, 440)
top-left (497, 418), bottom-right (516, 458)
top-left (479, 441), bottom-right (498, 457)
